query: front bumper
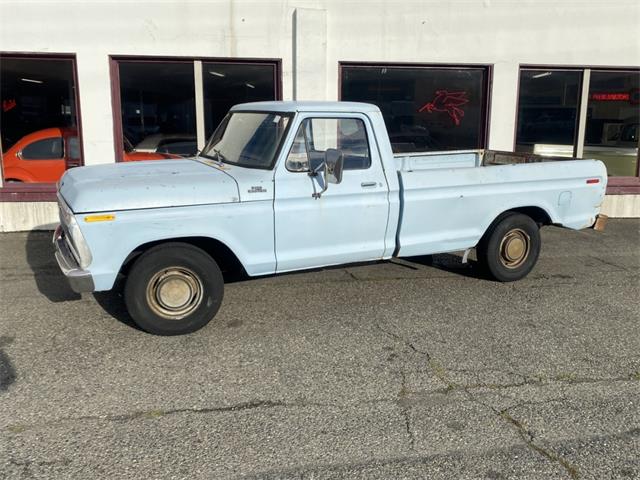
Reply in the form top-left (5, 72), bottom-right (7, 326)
top-left (52, 225), bottom-right (95, 293)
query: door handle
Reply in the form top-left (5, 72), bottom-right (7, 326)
top-left (361, 181), bottom-right (377, 188)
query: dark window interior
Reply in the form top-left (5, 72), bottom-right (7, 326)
top-left (341, 65), bottom-right (488, 153)
top-left (1, 57), bottom-right (77, 152)
top-left (203, 63), bottom-right (276, 138)
top-left (1, 56), bottom-right (80, 184)
top-left (584, 70), bottom-right (640, 176)
top-left (515, 68), bottom-right (639, 176)
top-left (118, 62), bottom-right (196, 150)
top-left (515, 70), bottom-right (581, 155)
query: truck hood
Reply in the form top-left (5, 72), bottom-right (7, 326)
top-left (59, 159), bottom-right (240, 213)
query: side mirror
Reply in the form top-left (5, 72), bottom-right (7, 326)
top-left (310, 149), bottom-right (344, 199)
top-left (324, 148), bottom-right (344, 185)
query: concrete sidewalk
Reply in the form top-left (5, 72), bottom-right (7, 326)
top-left (0, 220), bottom-right (638, 479)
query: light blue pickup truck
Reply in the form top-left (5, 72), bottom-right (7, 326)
top-left (54, 101), bottom-right (607, 335)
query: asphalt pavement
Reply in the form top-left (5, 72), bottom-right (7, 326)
top-left (0, 220), bottom-right (638, 479)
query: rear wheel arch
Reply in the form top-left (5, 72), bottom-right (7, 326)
top-left (480, 206), bottom-right (552, 244)
top-left (120, 236), bottom-right (247, 282)
top-left (508, 206), bottom-right (552, 227)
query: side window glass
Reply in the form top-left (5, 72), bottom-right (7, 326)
top-left (337, 119), bottom-right (370, 169)
top-left (285, 118), bottom-right (371, 171)
top-left (21, 137), bottom-right (63, 160)
top-left (68, 136), bottom-right (81, 160)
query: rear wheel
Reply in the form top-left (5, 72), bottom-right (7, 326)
top-left (124, 243), bottom-right (224, 335)
top-left (477, 213), bottom-right (541, 282)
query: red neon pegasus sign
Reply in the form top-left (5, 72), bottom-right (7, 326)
top-left (418, 90), bottom-right (469, 126)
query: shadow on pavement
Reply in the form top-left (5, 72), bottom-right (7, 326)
top-left (26, 229), bottom-right (81, 302)
top-left (93, 277), bottom-right (144, 332)
top-left (0, 336), bottom-right (16, 392)
top-left (405, 252), bottom-right (489, 280)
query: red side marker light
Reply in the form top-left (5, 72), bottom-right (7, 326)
top-left (586, 178), bottom-right (600, 184)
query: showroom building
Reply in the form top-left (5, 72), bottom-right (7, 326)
top-left (0, 0), bottom-right (639, 231)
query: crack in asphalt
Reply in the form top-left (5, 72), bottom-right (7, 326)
top-left (3, 370), bottom-right (635, 439)
top-left (371, 322), bottom-right (587, 480)
top-left (398, 369), bottom-right (416, 451)
top-left (498, 410), bottom-right (579, 479)
top-left (587, 254), bottom-right (631, 272)
top-left (240, 427), bottom-right (640, 480)
top-left (3, 398), bottom-right (400, 433)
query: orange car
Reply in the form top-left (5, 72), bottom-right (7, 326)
top-left (2, 128), bottom-right (178, 183)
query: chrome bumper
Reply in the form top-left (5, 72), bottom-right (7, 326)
top-left (52, 225), bottom-right (95, 293)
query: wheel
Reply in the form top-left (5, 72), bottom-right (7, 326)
top-left (476, 212), bottom-right (541, 282)
top-left (124, 243), bottom-right (224, 335)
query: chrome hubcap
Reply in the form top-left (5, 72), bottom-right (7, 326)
top-left (146, 267), bottom-right (203, 319)
top-left (499, 229), bottom-right (530, 269)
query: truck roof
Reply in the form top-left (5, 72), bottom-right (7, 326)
top-left (231, 101), bottom-right (381, 114)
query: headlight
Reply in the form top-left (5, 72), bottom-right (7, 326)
top-left (66, 215), bottom-right (93, 269)
top-left (58, 195), bottom-right (92, 269)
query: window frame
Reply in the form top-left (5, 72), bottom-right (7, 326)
top-left (285, 116), bottom-right (373, 173)
top-left (109, 55), bottom-right (283, 164)
top-left (514, 64), bottom-right (640, 195)
top-left (338, 61), bottom-right (493, 153)
top-left (0, 52), bottom-right (84, 202)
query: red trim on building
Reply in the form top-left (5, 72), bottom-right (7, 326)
top-left (607, 177), bottom-right (640, 195)
top-left (0, 183), bottom-right (57, 202)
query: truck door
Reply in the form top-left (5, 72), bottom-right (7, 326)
top-left (273, 114), bottom-right (390, 272)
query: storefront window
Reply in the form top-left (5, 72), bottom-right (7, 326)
top-left (203, 63), bottom-right (276, 138)
top-left (515, 70), bottom-right (581, 157)
top-left (1, 56), bottom-right (81, 184)
top-left (115, 59), bottom-right (279, 160)
top-left (516, 67), bottom-right (639, 178)
top-left (584, 71), bottom-right (639, 177)
top-left (341, 65), bottom-right (489, 153)
top-left (118, 61), bottom-right (197, 157)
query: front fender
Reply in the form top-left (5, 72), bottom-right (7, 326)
top-left (77, 201), bottom-right (275, 291)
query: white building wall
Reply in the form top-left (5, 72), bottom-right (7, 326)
top-left (1, 0), bottom-right (639, 231)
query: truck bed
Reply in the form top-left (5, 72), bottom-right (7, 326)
top-left (392, 150), bottom-right (608, 258)
top-left (393, 149), bottom-right (570, 172)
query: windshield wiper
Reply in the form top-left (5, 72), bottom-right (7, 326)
top-left (201, 148), bottom-right (227, 165)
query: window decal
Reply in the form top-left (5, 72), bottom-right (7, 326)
top-left (590, 88), bottom-right (639, 104)
top-left (2, 99), bottom-right (17, 112)
top-left (419, 90), bottom-right (469, 126)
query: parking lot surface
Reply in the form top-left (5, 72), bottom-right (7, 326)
top-left (0, 220), bottom-right (639, 479)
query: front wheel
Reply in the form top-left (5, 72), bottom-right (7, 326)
top-left (476, 213), bottom-right (541, 282)
top-left (124, 243), bottom-right (224, 335)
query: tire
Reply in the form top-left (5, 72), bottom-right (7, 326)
top-left (476, 212), bottom-right (541, 282)
top-left (124, 243), bottom-right (224, 335)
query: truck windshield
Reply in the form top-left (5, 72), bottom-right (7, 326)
top-left (201, 112), bottom-right (292, 169)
